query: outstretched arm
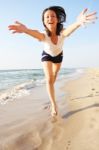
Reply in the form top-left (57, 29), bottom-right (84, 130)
top-left (62, 8), bottom-right (97, 37)
top-left (8, 21), bottom-right (45, 41)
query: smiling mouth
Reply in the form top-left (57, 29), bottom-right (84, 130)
top-left (48, 23), bottom-right (54, 24)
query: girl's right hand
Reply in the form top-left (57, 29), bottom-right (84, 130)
top-left (8, 21), bottom-right (28, 33)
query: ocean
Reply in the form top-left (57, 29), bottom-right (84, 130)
top-left (0, 68), bottom-right (83, 105)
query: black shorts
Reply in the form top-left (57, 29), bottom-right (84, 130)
top-left (41, 51), bottom-right (63, 63)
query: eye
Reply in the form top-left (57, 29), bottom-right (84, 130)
top-left (44, 14), bottom-right (56, 19)
top-left (52, 15), bottom-right (56, 17)
top-left (45, 16), bottom-right (49, 19)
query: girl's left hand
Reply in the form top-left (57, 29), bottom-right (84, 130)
top-left (77, 8), bottom-right (97, 26)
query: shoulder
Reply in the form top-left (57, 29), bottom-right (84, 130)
top-left (36, 30), bottom-right (46, 41)
top-left (59, 28), bottom-right (66, 39)
top-left (60, 28), bottom-right (66, 37)
top-left (40, 30), bottom-right (49, 42)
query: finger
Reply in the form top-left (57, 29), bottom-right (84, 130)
top-left (12, 30), bottom-right (22, 33)
top-left (8, 27), bottom-right (13, 30)
top-left (81, 8), bottom-right (88, 15)
top-left (92, 21), bottom-right (95, 24)
top-left (12, 31), bottom-right (17, 34)
top-left (15, 21), bottom-right (22, 25)
top-left (8, 25), bottom-right (17, 30)
top-left (85, 19), bottom-right (96, 24)
top-left (8, 25), bottom-right (13, 29)
top-left (8, 25), bottom-right (15, 28)
top-left (86, 16), bottom-right (98, 20)
top-left (86, 12), bottom-right (97, 17)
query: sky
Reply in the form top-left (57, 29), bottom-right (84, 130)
top-left (0, 0), bottom-right (99, 69)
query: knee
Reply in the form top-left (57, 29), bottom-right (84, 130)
top-left (53, 71), bottom-right (58, 78)
top-left (46, 76), bottom-right (54, 85)
top-left (53, 72), bottom-right (58, 81)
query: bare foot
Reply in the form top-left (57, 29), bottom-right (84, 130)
top-left (51, 104), bottom-right (58, 117)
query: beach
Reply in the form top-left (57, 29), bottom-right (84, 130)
top-left (0, 68), bottom-right (99, 150)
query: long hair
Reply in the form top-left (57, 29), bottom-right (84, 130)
top-left (42, 6), bottom-right (66, 36)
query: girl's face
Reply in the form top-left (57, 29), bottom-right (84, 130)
top-left (43, 10), bottom-right (58, 33)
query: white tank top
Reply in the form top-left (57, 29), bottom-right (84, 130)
top-left (42, 31), bottom-right (65, 56)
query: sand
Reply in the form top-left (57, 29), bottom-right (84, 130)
top-left (0, 68), bottom-right (99, 150)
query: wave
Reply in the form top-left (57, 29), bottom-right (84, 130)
top-left (0, 68), bottom-right (84, 105)
top-left (0, 78), bottom-right (46, 105)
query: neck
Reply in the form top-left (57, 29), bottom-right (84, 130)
top-left (51, 32), bottom-right (56, 36)
top-left (45, 28), bottom-right (57, 36)
top-left (50, 27), bottom-right (57, 36)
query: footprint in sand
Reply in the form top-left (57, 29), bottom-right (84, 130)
top-left (51, 124), bottom-right (64, 142)
top-left (41, 138), bottom-right (53, 150)
top-left (43, 102), bottom-right (50, 110)
top-left (91, 88), bottom-right (95, 91)
top-left (95, 108), bottom-right (99, 113)
top-left (95, 91), bottom-right (99, 96)
top-left (89, 117), bottom-right (97, 129)
top-left (40, 122), bottom-right (64, 150)
top-left (51, 116), bottom-right (58, 123)
top-left (66, 140), bottom-right (71, 150)
top-left (91, 88), bottom-right (99, 97)
top-left (42, 117), bottom-right (64, 143)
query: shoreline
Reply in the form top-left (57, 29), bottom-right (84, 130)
top-left (0, 68), bottom-right (83, 105)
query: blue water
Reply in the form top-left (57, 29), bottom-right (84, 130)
top-left (0, 68), bottom-right (83, 104)
top-left (0, 69), bottom-right (44, 91)
top-left (0, 68), bottom-right (78, 92)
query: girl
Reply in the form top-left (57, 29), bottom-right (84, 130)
top-left (8, 6), bottom-right (97, 117)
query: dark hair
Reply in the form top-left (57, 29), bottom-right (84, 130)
top-left (42, 6), bottom-right (66, 36)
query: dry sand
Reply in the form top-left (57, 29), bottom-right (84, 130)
top-left (0, 68), bottom-right (99, 150)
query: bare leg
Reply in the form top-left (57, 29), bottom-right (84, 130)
top-left (42, 61), bottom-right (61, 116)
